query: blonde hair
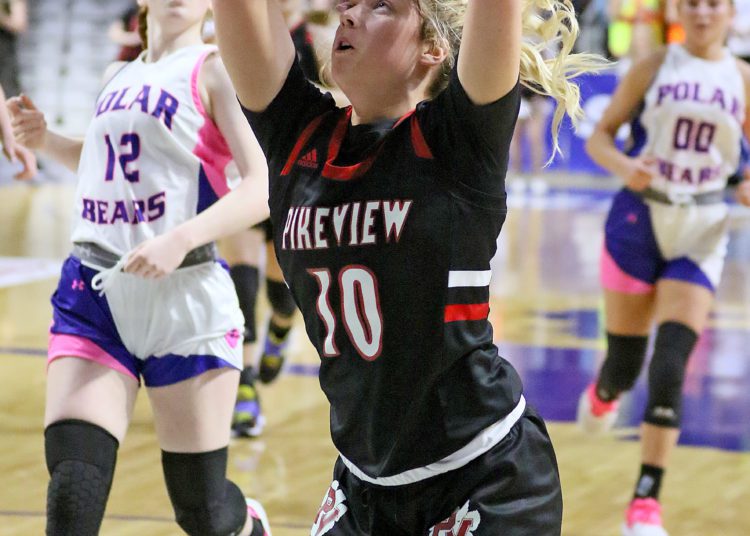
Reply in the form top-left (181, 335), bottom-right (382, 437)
top-left (417, 0), bottom-right (608, 161)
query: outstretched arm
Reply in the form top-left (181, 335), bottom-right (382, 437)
top-left (213, 0), bottom-right (297, 112)
top-left (458, 0), bottom-right (522, 105)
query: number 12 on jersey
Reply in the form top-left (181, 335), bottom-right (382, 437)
top-left (104, 133), bottom-right (141, 182)
top-left (308, 266), bottom-right (384, 361)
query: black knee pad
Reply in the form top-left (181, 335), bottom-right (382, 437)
top-left (644, 321), bottom-right (698, 428)
top-left (162, 447), bottom-right (247, 536)
top-left (230, 264), bottom-right (260, 342)
top-left (596, 332), bottom-right (649, 401)
top-left (45, 419), bottom-right (119, 536)
top-left (266, 278), bottom-right (296, 317)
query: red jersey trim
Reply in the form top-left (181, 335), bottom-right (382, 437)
top-left (444, 303), bottom-right (490, 322)
top-left (410, 115), bottom-right (434, 159)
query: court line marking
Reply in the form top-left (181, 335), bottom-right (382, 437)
top-left (0, 509), bottom-right (310, 529)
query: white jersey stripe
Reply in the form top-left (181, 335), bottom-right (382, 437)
top-left (448, 270), bottom-right (492, 288)
top-left (339, 396), bottom-right (526, 486)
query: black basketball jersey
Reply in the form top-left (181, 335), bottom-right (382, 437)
top-left (244, 61), bottom-right (524, 479)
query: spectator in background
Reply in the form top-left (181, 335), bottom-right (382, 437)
top-left (0, 0), bottom-right (27, 97)
top-left (608, 0), bottom-right (665, 71)
top-left (108, 2), bottom-right (142, 62)
top-left (575, 0), bottom-right (612, 58)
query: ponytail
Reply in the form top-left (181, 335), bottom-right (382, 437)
top-left (519, 0), bottom-right (608, 161)
top-left (417, 0), bottom-right (609, 162)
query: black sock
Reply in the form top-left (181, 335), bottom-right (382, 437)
top-left (239, 366), bottom-right (256, 386)
top-left (268, 319), bottom-right (291, 341)
top-left (634, 464), bottom-right (664, 500)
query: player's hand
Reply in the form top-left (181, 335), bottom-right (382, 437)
top-left (11, 143), bottom-right (37, 180)
top-left (7, 94), bottom-right (47, 150)
top-left (737, 167), bottom-right (750, 207)
top-left (623, 156), bottom-right (656, 191)
top-left (124, 231), bottom-right (191, 279)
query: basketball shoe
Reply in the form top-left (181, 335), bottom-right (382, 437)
top-left (258, 327), bottom-right (290, 384)
top-left (246, 497), bottom-right (272, 536)
top-left (577, 382), bottom-right (620, 434)
top-left (621, 498), bottom-right (668, 536)
top-left (232, 367), bottom-right (265, 438)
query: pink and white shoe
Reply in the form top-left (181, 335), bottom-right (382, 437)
top-left (246, 498), bottom-right (272, 536)
top-left (621, 498), bottom-right (668, 536)
top-left (576, 382), bottom-right (619, 434)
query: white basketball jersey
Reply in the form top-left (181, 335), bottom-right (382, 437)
top-left (71, 45), bottom-right (233, 256)
top-left (637, 44), bottom-right (745, 196)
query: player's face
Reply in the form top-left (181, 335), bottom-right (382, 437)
top-left (139, 0), bottom-right (210, 30)
top-left (331, 0), bottom-right (430, 101)
top-left (679, 0), bottom-right (734, 48)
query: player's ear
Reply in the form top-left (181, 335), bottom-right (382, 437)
top-left (419, 38), bottom-right (448, 68)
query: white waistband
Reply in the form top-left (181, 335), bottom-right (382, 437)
top-left (339, 395), bottom-right (526, 487)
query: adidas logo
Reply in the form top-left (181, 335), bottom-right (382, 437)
top-left (297, 148), bottom-right (319, 169)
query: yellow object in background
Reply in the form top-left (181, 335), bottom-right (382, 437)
top-left (608, 0), bottom-right (665, 58)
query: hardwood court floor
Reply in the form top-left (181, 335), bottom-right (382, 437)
top-left (1, 177), bottom-right (749, 535)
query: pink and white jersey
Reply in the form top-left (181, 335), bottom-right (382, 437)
top-left (638, 44), bottom-right (745, 196)
top-left (71, 44), bottom-right (233, 256)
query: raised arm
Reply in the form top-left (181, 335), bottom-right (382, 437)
top-left (212, 0), bottom-right (297, 112)
top-left (458, 0), bottom-right (522, 105)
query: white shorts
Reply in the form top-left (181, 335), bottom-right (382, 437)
top-left (49, 256), bottom-right (244, 387)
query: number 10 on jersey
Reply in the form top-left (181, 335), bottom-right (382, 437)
top-left (308, 266), bottom-right (384, 361)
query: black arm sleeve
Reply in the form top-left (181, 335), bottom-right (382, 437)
top-left (415, 71), bottom-right (521, 197)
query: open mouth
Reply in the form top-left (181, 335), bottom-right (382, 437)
top-left (335, 39), bottom-right (354, 51)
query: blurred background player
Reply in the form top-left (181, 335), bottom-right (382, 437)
top-left (8, 0), bottom-right (272, 533)
top-left (224, 0), bottom-right (330, 439)
top-left (108, 0), bottom-right (142, 62)
top-left (580, 0), bottom-right (750, 533)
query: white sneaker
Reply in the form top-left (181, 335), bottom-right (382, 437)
top-left (576, 383), bottom-right (619, 434)
top-left (246, 498), bottom-right (272, 536)
top-left (621, 498), bottom-right (669, 536)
